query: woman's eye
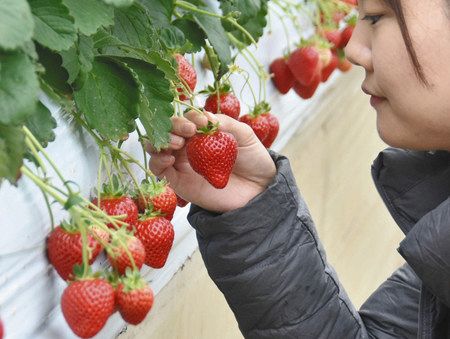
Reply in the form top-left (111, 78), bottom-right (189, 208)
top-left (362, 14), bottom-right (382, 25)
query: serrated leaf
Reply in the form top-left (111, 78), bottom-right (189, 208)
top-left (62, 0), bottom-right (114, 35)
top-left (61, 35), bottom-right (94, 84)
top-left (139, 0), bottom-right (173, 27)
top-left (0, 51), bottom-right (39, 125)
top-left (102, 0), bottom-right (134, 6)
top-left (36, 44), bottom-right (72, 94)
top-left (112, 3), bottom-right (159, 49)
top-left (227, 0), bottom-right (268, 46)
top-left (25, 102), bottom-right (57, 148)
top-left (0, 0), bottom-right (34, 50)
top-left (0, 124), bottom-right (25, 184)
top-left (124, 59), bottom-right (174, 150)
top-left (172, 17), bottom-right (206, 53)
top-left (220, 0), bottom-right (261, 25)
top-left (192, 5), bottom-right (231, 79)
top-left (74, 58), bottom-right (140, 140)
top-left (29, 0), bottom-right (77, 51)
top-left (160, 26), bottom-right (186, 50)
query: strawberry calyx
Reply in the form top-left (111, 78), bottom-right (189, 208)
top-left (99, 175), bottom-right (129, 199)
top-left (59, 219), bottom-right (80, 234)
top-left (250, 101), bottom-right (271, 118)
top-left (345, 14), bottom-right (358, 27)
top-left (138, 209), bottom-right (164, 221)
top-left (120, 269), bottom-right (147, 293)
top-left (69, 264), bottom-right (104, 283)
top-left (138, 179), bottom-right (168, 198)
top-left (200, 82), bottom-right (232, 95)
top-left (196, 120), bottom-right (220, 135)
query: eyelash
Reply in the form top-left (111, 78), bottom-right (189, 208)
top-left (362, 15), bottom-right (382, 25)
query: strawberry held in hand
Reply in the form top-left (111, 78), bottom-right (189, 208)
top-left (137, 179), bottom-right (177, 220)
top-left (203, 83), bottom-right (241, 120)
top-left (92, 176), bottom-right (138, 230)
top-left (269, 57), bottom-right (295, 94)
top-left (186, 121), bottom-right (238, 189)
top-left (116, 271), bottom-right (154, 325)
top-left (135, 213), bottom-right (175, 268)
top-left (47, 222), bottom-right (104, 280)
top-left (61, 278), bottom-right (115, 338)
top-left (107, 230), bottom-right (146, 275)
top-left (175, 53), bottom-right (197, 101)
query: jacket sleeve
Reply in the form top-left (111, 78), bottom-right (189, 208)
top-left (187, 152), bottom-right (418, 339)
top-left (397, 197), bottom-right (450, 307)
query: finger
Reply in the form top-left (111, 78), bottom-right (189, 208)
top-left (171, 116), bottom-right (197, 138)
top-left (145, 133), bottom-right (185, 154)
top-left (148, 153), bottom-right (175, 177)
top-left (184, 110), bottom-right (209, 128)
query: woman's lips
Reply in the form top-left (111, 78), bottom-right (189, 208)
top-left (370, 95), bottom-right (386, 107)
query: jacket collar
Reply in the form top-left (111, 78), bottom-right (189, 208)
top-left (371, 148), bottom-right (450, 234)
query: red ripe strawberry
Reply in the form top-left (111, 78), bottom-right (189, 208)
top-left (175, 53), bottom-right (197, 101)
top-left (107, 231), bottom-right (146, 275)
top-left (269, 57), bottom-right (295, 94)
top-left (176, 194), bottom-right (189, 207)
top-left (287, 46), bottom-right (321, 86)
top-left (0, 317), bottom-right (4, 339)
top-left (116, 272), bottom-right (154, 325)
top-left (61, 278), bottom-right (115, 338)
top-left (321, 52), bottom-right (339, 82)
top-left (338, 57), bottom-right (352, 72)
top-left (240, 102), bottom-right (280, 149)
top-left (47, 223), bottom-right (104, 281)
top-left (135, 215), bottom-right (174, 268)
top-left (137, 180), bottom-right (177, 220)
top-left (92, 176), bottom-right (138, 230)
top-left (293, 71), bottom-right (321, 99)
top-left (204, 85), bottom-right (241, 120)
top-left (263, 113), bottom-right (280, 148)
top-left (323, 29), bottom-right (342, 50)
top-left (342, 0), bottom-right (357, 5)
top-left (186, 121), bottom-right (238, 189)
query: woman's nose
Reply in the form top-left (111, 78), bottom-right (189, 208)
top-left (344, 22), bottom-right (373, 72)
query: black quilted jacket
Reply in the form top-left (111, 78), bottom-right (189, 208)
top-left (188, 149), bottom-right (450, 338)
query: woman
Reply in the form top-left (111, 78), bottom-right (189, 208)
top-left (148, 0), bottom-right (450, 337)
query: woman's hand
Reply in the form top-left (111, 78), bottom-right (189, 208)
top-left (148, 111), bottom-right (276, 213)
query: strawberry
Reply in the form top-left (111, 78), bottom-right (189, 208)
top-left (293, 70), bottom-right (321, 99)
top-left (175, 53), bottom-right (197, 101)
top-left (136, 180), bottom-right (177, 220)
top-left (116, 272), bottom-right (154, 325)
top-left (186, 121), bottom-right (238, 189)
top-left (135, 214), bottom-right (175, 268)
top-left (322, 29), bottom-right (341, 50)
top-left (337, 49), bottom-right (352, 72)
top-left (0, 317), bottom-right (4, 339)
top-left (47, 222), bottom-right (104, 281)
top-left (321, 51), bottom-right (339, 82)
top-left (263, 112), bottom-right (280, 149)
top-left (107, 230), bottom-right (146, 275)
top-left (240, 102), bottom-right (279, 148)
top-left (176, 194), bottom-right (189, 207)
top-left (287, 45), bottom-right (321, 86)
top-left (92, 176), bottom-right (138, 230)
top-left (61, 278), bottom-right (115, 338)
top-left (203, 83), bottom-right (240, 120)
top-left (338, 26), bottom-right (354, 49)
top-left (269, 57), bottom-right (295, 94)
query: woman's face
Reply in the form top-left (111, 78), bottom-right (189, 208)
top-left (345, 0), bottom-right (450, 151)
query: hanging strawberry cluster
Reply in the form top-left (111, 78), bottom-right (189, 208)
top-left (270, 0), bottom-right (357, 99)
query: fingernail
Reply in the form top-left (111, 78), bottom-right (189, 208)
top-left (205, 111), bottom-right (218, 122)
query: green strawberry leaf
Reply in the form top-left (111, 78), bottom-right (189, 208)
top-left (0, 124), bottom-right (25, 185)
top-left (160, 26), bottom-right (186, 50)
top-left (102, 0), bottom-right (135, 7)
top-left (25, 102), bottom-right (57, 148)
top-left (0, 51), bottom-right (39, 125)
top-left (192, 4), bottom-right (231, 79)
top-left (124, 59), bottom-right (174, 150)
top-left (139, 0), bottom-right (174, 27)
top-left (0, 0), bottom-right (34, 50)
top-left (36, 44), bottom-right (72, 95)
top-left (219, 0), bottom-right (261, 26)
top-left (172, 17), bottom-right (206, 53)
top-left (62, 0), bottom-right (115, 35)
top-left (29, 0), bottom-right (77, 51)
top-left (60, 35), bottom-right (94, 84)
top-left (74, 58), bottom-right (140, 140)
